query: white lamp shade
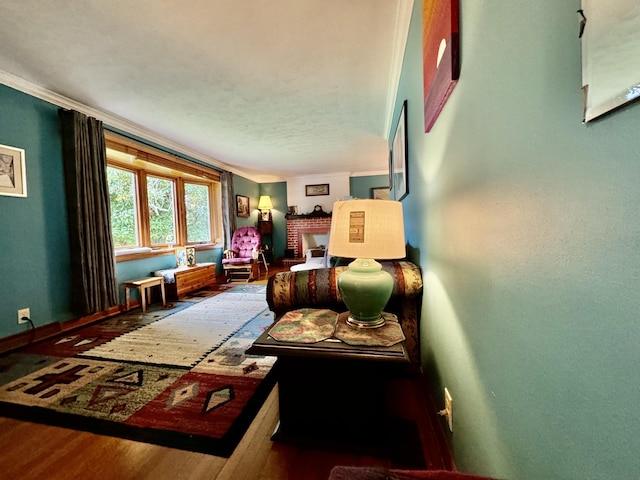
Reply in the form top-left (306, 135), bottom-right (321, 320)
top-left (257, 195), bottom-right (273, 210)
top-left (328, 199), bottom-right (405, 260)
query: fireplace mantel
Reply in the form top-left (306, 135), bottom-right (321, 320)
top-left (285, 212), bottom-right (331, 220)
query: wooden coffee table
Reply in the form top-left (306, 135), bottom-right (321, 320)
top-left (247, 319), bottom-right (410, 452)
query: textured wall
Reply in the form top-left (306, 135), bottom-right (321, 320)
top-left (395, 0), bottom-right (640, 478)
top-left (0, 85), bottom-right (72, 338)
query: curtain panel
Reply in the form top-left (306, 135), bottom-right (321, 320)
top-left (220, 171), bottom-right (236, 250)
top-left (59, 109), bottom-right (119, 315)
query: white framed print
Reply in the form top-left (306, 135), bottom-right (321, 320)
top-left (0, 144), bottom-right (27, 198)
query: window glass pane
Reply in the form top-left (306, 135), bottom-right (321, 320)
top-left (107, 166), bottom-right (138, 247)
top-left (147, 175), bottom-right (176, 245)
top-left (185, 183), bottom-right (211, 243)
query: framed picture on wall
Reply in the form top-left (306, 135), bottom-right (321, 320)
top-left (423, 0), bottom-right (460, 132)
top-left (305, 183), bottom-right (330, 196)
top-left (371, 186), bottom-right (390, 200)
top-left (392, 101), bottom-right (408, 201)
top-left (0, 144), bottom-right (27, 198)
top-left (580, 0), bottom-right (640, 122)
top-left (236, 195), bottom-right (250, 217)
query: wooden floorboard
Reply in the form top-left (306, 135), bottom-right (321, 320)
top-left (0, 264), bottom-right (452, 479)
top-left (0, 378), bottom-right (448, 479)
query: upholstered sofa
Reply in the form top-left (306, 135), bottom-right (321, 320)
top-left (266, 260), bottom-right (423, 365)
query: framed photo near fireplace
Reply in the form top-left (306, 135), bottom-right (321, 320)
top-left (305, 183), bottom-right (329, 196)
top-left (371, 186), bottom-right (390, 200)
top-left (0, 143), bottom-right (27, 198)
top-left (236, 195), bottom-right (250, 217)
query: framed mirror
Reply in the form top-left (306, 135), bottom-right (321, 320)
top-left (581, 0), bottom-right (640, 122)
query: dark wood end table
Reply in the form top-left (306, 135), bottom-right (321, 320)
top-left (247, 320), bottom-right (411, 453)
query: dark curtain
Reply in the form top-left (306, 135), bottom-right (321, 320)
top-left (220, 171), bottom-right (237, 249)
top-left (59, 109), bottom-right (119, 316)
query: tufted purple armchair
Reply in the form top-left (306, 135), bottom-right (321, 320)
top-left (222, 226), bottom-right (262, 282)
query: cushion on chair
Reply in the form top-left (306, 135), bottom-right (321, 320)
top-left (222, 226), bottom-right (261, 265)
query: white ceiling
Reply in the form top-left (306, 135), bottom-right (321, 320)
top-left (0, 0), bottom-right (412, 182)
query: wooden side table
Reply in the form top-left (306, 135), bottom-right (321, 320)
top-left (247, 319), bottom-right (410, 452)
top-left (123, 276), bottom-right (166, 313)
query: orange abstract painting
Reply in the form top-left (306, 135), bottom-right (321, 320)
top-left (423, 0), bottom-right (460, 132)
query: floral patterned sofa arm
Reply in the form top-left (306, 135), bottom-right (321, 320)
top-left (267, 260), bottom-right (423, 364)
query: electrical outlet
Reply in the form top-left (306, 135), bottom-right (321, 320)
top-left (18, 308), bottom-right (30, 324)
top-left (444, 387), bottom-right (453, 432)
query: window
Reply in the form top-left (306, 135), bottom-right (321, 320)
top-left (147, 175), bottom-right (176, 245)
top-left (105, 133), bottom-right (222, 261)
top-left (185, 182), bottom-right (211, 243)
top-left (107, 165), bottom-right (138, 247)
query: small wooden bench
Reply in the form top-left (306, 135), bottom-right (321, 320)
top-left (123, 276), bottom-right (167, 313)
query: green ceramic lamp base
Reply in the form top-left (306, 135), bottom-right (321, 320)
top-left (337, 258), bottom-right (393, 329)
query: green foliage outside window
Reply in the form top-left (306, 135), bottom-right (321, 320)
top-left (185, 183), bottom-right (211, 243)
top-left (107, 166), bottom-right (137, 247)
top-left (147, 176), bottom-right (176, 245)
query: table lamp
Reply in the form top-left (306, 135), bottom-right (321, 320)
top-left (258, 195), bottom-right (273, 221)
top-left (328, 199), bottom-right (405, 328)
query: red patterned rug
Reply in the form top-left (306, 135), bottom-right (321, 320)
top-left (0, 284), bottom-right (276, 457)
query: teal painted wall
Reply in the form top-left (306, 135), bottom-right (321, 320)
top-left (114, 248), bottom-right (221, 302)
top-left (350, 175), bottom-right (389, 199)
top-left (0, 85), bottom-right (72, 338)
top-left (232, 174), bottom-right (260, 229)
top-left (396, 1), bottom-right (640, 479)
top-left (259, 181), bottom-right (287, 259)
top-left (0, 85), bottom-right (225, 336)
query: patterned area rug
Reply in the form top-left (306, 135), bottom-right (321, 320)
top-left (0, 284), bottom-right (276, 457)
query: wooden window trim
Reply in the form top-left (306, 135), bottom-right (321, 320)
top-left (106, 133), bottom-right (222, 262)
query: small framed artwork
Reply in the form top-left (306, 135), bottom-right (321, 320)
top-left (236, 195), bottom-right (250, 217)
top-left (392, 101), bottom-right (408, 201)
top-left (186, 247), bottom-right (196, 266)
top-left (0, 144), bottom-right (27, 198)
top-left (371, 186), bottom-right (390, 200)
top-left (175, 247), bottom-right (187, 267)
top-left (305, 183), bottom-right (330, 196)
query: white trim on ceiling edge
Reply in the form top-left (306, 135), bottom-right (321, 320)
top-left (384, 0), bottom-right (414, 139)
top-left (0, 0), bottom-right (412, 186)
top-left (0, 70), bottom-right (268, 182)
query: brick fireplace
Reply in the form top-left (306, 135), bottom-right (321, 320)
top-left (286, 216), bottom-right (332, 258)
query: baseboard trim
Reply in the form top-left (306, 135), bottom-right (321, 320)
top-left (0, 304), bottom-right (126, 355)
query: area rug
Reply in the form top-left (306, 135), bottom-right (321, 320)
top-left (0, 284), bottom-right (277, 457)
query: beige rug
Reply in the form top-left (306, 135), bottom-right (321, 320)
top-left (82, 289), bottom-right (269, 367)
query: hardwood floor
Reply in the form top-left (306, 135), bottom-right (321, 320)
top-left (0, 263), bottom-right (452, 479)
top-left (0, 385), bottom-right (399, 480)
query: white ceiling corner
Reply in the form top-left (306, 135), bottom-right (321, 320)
top-left (0, 0), bottom-right (413, 183)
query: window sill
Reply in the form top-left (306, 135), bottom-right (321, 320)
top-left (114, 243), bottom-right (222, 263)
